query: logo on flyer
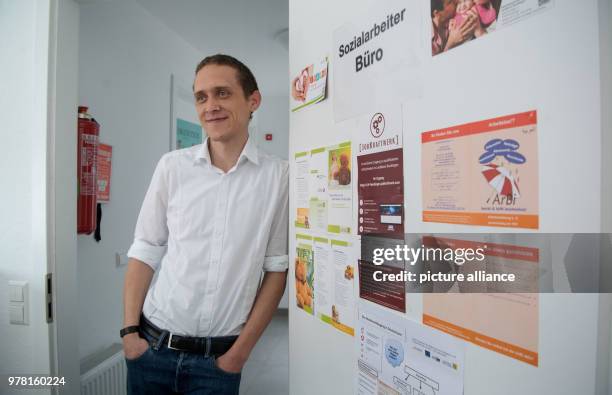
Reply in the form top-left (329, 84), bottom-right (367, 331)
top-left (370, 113), bottom-right (385, 138)
top-left (480, 139), bottom-right (525, 205)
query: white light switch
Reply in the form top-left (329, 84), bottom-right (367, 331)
top-left (9, 281), bottom-right (25, 302)
top-left (8, 281), bottom-right (28, 325)
top-left (9, 304), bottom-right (24, 324)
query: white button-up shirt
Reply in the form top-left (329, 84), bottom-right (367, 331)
top-left (127, 137), bottom-right (288, 337)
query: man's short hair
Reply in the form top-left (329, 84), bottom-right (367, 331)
top-left (195, 54), bottom-right (259, 98)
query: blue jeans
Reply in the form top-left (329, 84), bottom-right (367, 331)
top-left (126, 330), bottom-right (241, 395)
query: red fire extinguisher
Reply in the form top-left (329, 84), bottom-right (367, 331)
top-left (77, 106), bottom-right (99, 234)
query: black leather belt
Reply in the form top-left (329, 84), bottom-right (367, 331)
top-left (140, 314), bottom-right (237, 356)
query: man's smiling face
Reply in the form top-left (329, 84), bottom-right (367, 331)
top-left (193, 64), bottom-right (260, 143)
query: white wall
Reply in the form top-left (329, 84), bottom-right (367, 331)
top-left (0, 0), bottom-right (52, 392)
top-left (289, 0), bottom-right (611, 394)
top-left (255, 94), bottom-right (290, 308)
top-left (77, 0), bottom-right (289, 360)
top-left (76, 0), bottom-right (203, 360)
top-left (255, 95), bottom-right (290, 160)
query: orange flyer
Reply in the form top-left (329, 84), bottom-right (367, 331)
top-left (423, 238), bottom-right (539, 366)
top-left (422, 111), bottom-right (539, 229)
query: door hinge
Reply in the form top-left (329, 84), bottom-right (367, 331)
top-left (46, 273), bottom-right (53, 323)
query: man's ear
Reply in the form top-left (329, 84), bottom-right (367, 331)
top-left (249, 90), bottom-right (262, 113)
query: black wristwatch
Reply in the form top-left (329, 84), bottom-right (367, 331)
top-left (120, 325), bottom-right (140, 338)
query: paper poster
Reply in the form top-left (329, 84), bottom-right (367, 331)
top-left (431, 0), bottom-right (555, 56)
top-left (176, 118), bottom-right (202, 149)
top-left (423, 237), bottom-right (539, 366)
top-left (96, 143), bottom-right (112, 202)
top-left (356, 302), bottom-right (465, 395)
top-left (295, 151), bottom-right (310, 229)
top-left (309, 147), bottom-right (329, 232)
top-left (333, 0), bottom-right (423, 121)
top-left (295, 234), bottom-right (314, 315)
top-left (359, 236), bottom-right (407, 313)
top-left (422, 110), bottom-right (539, 229)
top-left (315, 238), bottom-right (356, 336)
top-left (328, 142), bottom-right (353, 235)
top-left (291, 57), bottom-right (328, 112)
top-left (314, 237), bottom-right (332, 321)
top-left (359, 260), bottom-right (406, 314)
top-left (356, 108), bottom-right (404, 237)
top-left (170, 74), bottom-right (204, 151)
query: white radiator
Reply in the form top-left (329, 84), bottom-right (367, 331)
top-left (80, 344), bottom-right (127, 395)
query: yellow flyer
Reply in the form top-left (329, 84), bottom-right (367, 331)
top-left (295, 234), bottom-right (314, 315)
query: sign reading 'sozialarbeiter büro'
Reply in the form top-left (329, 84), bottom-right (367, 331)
top-left (333, 0), bottom-right (423, 122)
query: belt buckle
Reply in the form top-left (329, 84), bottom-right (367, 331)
top-left (167, 333), bottom-right (180, 351)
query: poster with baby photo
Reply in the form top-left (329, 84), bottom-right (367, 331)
top-left (431, 0), bottom-right (554, 56)
top-left (328, 145), bottom-right (352, 190)
top-left (290, 57), bottom-right (328, 112)
top-left (327, 142), bottom-right (352, 235)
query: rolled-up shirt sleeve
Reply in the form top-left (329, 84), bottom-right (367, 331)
top-left (263, 161), bottom-right (289, 272)
top-left (127, 155), bottom-right (169, 271)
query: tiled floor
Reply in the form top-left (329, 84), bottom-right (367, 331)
top-left (239, 311), bottom-right (289, 395)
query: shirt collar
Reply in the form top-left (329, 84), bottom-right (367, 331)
top-left (195, 136), bottom-right (259, 166)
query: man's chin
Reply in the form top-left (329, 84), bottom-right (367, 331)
top-left (207, 131), bottom-right (235, 143)
top-left (206, 127), bottom-right (248, 144)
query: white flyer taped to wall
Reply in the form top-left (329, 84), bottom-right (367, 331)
top-left (309, 147), bottom-right (329, 233)
top-left (356, 302), bottom-right (465, 395)
top-left (295, 151), bottom-right (310, 229)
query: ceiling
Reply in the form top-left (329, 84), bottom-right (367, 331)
top-left (133, 0), bottom-right (289, 96)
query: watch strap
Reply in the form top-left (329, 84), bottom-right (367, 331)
top-left (120, 325), bottom-right (140, 338)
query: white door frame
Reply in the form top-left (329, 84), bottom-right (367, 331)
top-left (47, 0), bottom-right (81, 393)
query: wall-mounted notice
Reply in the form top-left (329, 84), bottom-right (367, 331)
top-left (328, 141), bottom-right (353, 235)
top-left (291, 57), bottom-right (329, 112)
top-left (295, 234), bottom-right (314, 315)
top-left (422, 110), bottom-right (539, 229)
top-left (431, 0), bottom-right (555, 56)
top-left (176, 118), bottom-right (202, 149)
top-left (314, 237), bottom-right (332, 323)
top-left (357, 107), bottom-right (404, 238)
top-left (333, 0), bottom-right (422, 121)
top-left (96, 143), bottom-right (112, 202)
top-left (423, 238), bottom-right (540, 366)
top-left (359, 236), bottom-right (407, 313)
top-left (295, 151), bottom-right (310, 229)
top-left (315, 238), bottom-right (356, 336)
top-left (309, 147), bottom-right (329, 233)
top-left (359, 260), bottom-right (406, 314)
top-left (356, 302), bottom-right (465, 395)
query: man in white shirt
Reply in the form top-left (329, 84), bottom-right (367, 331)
top-left (120, 54), bottom-right (289, 395)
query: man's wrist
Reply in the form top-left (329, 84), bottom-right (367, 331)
top-left (225, 344), bottom-right (250, 364)
top-left (120, 325), bottom-right (140, 338)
